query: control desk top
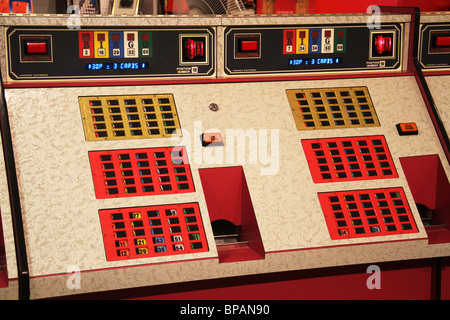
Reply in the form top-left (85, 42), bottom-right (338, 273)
top-left (1, 13), bottom-right (411, 83)
top-left (0, 12), bottom-right (449, 299)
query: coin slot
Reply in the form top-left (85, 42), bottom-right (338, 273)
top-left (199, 166), bottom-right (265, 263)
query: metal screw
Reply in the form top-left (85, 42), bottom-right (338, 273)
top-left (209, 103), bottom-right (219, 112)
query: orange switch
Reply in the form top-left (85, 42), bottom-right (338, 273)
top-left (201, 133), bottom-right (223, 146)
top-left (396, 123), bottom-right (418, 136)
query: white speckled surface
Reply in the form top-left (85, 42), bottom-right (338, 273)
top-left (0, 137), bottom-right (16, 279)
top-left (425, 75), bottom-right (450, 138)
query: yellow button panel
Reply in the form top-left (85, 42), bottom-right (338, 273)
top-left (79, 94), bottom-right (182, 141)
top-left (286, 87), bottom-right (380, 131)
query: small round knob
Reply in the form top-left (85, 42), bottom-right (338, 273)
top-left (209, 103), bottom-right (219, 112)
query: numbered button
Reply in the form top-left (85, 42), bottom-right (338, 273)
top-left (173, 244), bottom-right (185, 251)
top-left (152, 236), bottom-right (165, 244)
top-left (155, 245), bottom-right (167, 253)
top-left (136, 247), bottom-right (149, 255)
top-left (134, 238), bottom-right (147, 246)
top-left (171, 235), bottom-right (183, 242)
top-left (117, 249), bottom-right (129, 257)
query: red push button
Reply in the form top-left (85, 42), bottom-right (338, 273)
top-left (26, 42), bottom-right (47, 54)
top-left (240, 40), bottom-right (258, 51)
top-left (436, 36), bottom-right (450, 47)
top-left (235, 34), bottom-right (261, 58)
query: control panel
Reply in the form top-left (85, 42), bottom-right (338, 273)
top-left (419, 22), bottom-right (450, 70)
top-left (6, 26), bottom-right (215, 81)
top-left (224, 24), bottom-right (402, 75)
top-left (5, 22), bottom-right (404, 82)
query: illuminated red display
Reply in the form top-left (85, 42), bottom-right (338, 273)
top-left (374, 34), bottom-right (392, 54)
top-left (184, 38), bottom-right (204, 59)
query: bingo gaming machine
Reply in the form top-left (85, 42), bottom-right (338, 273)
top-left (0, 7), bottom-right (449, 299)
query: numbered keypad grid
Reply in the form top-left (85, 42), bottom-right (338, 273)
top-left (286, 87), bottom-right (380, 131)
top-left (79, 94), bottom-right (181, 141)
top-left (88, 146), bottom-right (194, 199)
top-left (318, 188), bottom-right (418, 240)
top-left (99, 203), bottom-right (209, 261)
top-left (302, 135), bottom-right (398, 183)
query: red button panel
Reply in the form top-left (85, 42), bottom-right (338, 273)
top-left (235, 33), bottom-right (261, 58)
top-left (318, 187), bottom-right (418, 240)
top-left (429, 30), bottom-right (450, 54)
top-left (99, 202), bottom-right (209, 261)
top-left (302, 135), bottom-right (398, 183)
top-left (20, 35), bottom-right (52, 62)
top-left (88, 147), bottom-right (195, 199)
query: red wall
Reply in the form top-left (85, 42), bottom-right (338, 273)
top-left (309, 0), bottom-right (450, 13)
top-left (257, 0), bottom-right (450, 14)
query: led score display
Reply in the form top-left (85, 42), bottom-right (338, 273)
top-left (289, 57), bottom-right (342, 66)
top-left (86, 62), bottom-right (149, 70)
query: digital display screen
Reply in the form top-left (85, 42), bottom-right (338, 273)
top-left (86, 62), bottom-right (149, 70)
top-left (288, 57), bottom-right (342, 66)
